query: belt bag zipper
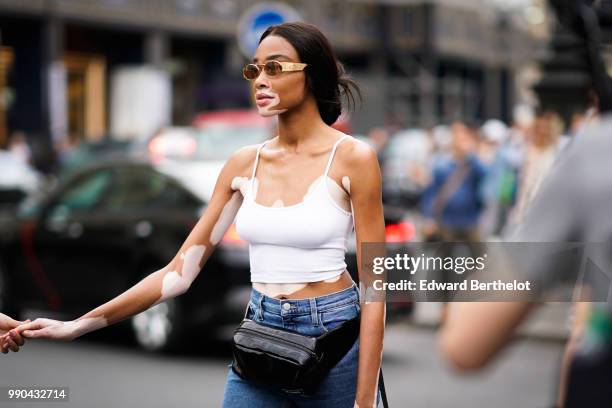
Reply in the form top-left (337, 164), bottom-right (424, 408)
top-left (234, 327), bottom-right (320, 363)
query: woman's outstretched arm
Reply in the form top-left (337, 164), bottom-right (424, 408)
top-left (2, 146), bottom-right (257, 345)
top-left (343, 139), bottom-right (386, 408)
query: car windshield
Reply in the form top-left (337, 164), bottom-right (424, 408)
top-left (193, 126), bottom-right (270, 160)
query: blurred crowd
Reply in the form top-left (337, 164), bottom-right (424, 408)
top-left (365, 102), bottom-right (599, 243)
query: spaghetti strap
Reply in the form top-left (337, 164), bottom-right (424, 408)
top-left (251, 140), bottom-right (270, 191)
top-left (324, 135), bottom-right (349, 177)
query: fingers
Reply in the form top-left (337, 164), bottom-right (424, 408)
top-left (3, 315), bottom-right (22, 327)
top-left (5, 336), bottom-right (19, 352)
top-left (15, 320), bottom-right (45, 335)
top-left (8, 329), bottom-right (25, 346)
top-left (0, 314), bottom-right (27, 332)
top-left (22, 328), bottom-right (45, 338)
top-left (0, 334), bottom-right (19, 354)
top-left (0, 318), bottom-right (33, 354)
top-left (17, 319), bottom-right (55, 339)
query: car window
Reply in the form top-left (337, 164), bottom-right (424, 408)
top-left (47, 169), bottom-right (114, 217)
top-left (102, 168), bottom-right (197, 212)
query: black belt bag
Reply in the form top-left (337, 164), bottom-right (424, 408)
top-left (231, 316), bottom-right (360, 395)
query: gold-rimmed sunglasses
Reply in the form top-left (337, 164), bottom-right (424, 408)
top-left (242, 60), bottom-right (308, 80)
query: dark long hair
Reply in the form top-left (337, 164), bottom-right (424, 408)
top-left (259, 21), bottom-right (362, 125)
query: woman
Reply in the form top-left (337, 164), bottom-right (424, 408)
top-left (2, 22), bottom-right (386, 407)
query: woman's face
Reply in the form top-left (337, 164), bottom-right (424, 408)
top-left (251, 35), bottom-right (308, 117)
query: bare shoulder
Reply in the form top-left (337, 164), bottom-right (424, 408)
top-left (223, 142), bottom-right (263, 175)
top-left (335, 132), bottom-right (380, 176)
top-left (215, 142), bottom-right (267, 195)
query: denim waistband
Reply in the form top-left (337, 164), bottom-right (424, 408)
top-left (248, 280), bottom-right (360, 318)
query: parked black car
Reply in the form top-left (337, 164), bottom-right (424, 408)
top-left (0, 158), bottom-right (253, 352)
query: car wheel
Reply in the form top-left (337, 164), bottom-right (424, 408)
top-left (131, 297), bottom-right (184, 353)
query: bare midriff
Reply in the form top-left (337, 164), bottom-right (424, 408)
top-left (252, 269), bottom-right (354, 299)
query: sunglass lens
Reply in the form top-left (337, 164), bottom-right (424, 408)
top-left (264, 61), bottom-right (282, 76)
top-left (243, 64), bottom-right (260, 80)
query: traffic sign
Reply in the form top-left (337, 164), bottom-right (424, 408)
top-left (237, 2), bottom-right (302, 59)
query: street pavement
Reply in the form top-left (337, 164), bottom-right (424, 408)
top-left (0, 322), bottom-right (564, 408)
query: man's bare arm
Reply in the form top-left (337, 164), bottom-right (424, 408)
top-left (438, 302), bottom-right (535, 371)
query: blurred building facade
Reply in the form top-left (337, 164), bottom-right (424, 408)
top-left (0, 0), bottom-right (539, 151)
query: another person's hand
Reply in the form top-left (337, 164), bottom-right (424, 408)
top-left (12, 318), bottom-right (80, 342)
top-left (0, 313), bottom-right (30, 354)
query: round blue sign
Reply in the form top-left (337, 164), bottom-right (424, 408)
top-left (237, 3), bottom-right (302, 58)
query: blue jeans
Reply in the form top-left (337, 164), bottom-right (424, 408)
top-left (222, 281), bottom-right (380, 407)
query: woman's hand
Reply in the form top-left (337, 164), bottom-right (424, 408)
top-left (0, 313), bottom-right (30, 354)
top-left (11, 318), bottom-right (80, 341)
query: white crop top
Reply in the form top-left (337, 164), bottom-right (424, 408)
top-left (234, 135), bottom-right (355, 283)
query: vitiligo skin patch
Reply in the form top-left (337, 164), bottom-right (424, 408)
top-left (252, 174), bottom-right (350, 210)
top-left (256, 91), bottom-right (288, 117)
top-left (159, 244), bottom-right (207, 302)
top-left (231, 176), bottom-right (250, 196)
top-left (11, 166), bottom-right (254, 341)
top-left (327, 176), bottom-right (351, 212)
top-left (342, 176), bottom-right (350, 193)
top-left (18, 316), bottom-right (108, 340)
top-left (210, 191), bottom-right (243, 245)
top-left (255, 271), bottom-right (346, 300)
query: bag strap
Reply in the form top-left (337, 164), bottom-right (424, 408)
top-left (379, 367), bottom-right (389, 408)
top-left (430, 160), bottom-right (471, 222)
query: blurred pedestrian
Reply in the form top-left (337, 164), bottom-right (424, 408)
top-left (511, 111), bottom-right (562, 225)
top-left (429, 125), bottom-right (453, 174)
top-left (511, 104), bottom-right (535, 139)
top-left (421, 120), bottom-right (488, 242)
top-left (420, 120), bottom-right (488, 318)
top-left (367, 126), bottom-right (390, 165)
top-left (478, 119), bottom-right (507, 166)
top-left (480, 119), bottom-right (521, 237)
